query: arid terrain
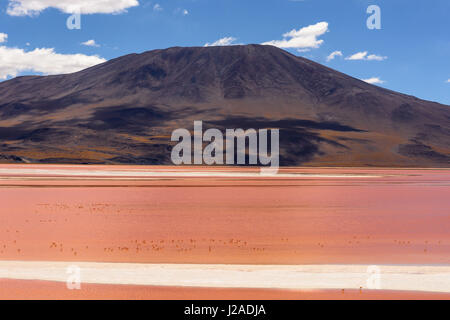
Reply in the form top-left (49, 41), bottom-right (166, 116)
top-left (0, 165), bottom-right (449, 299)
top-left (0, 45), bottom-right (449, 167)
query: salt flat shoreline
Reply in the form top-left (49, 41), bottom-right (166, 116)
top-left (1, 261), bottom-right (450, 293)
top-left (1, 164), bottom-right (449, 177)
top-left (0, 167), bottom-right (382, 178)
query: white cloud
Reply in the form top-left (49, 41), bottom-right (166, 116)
top-left (367, 54), bottom-right (387, 61)
top-left (0, 33), bottom-right (8, 43)
top-left (363, 77), bottom-right (385, 84)
top-left (346, 51), bottom-right (368, 60)
top-left (326, 50), bottom-right (342, 61)
top-left (81, 39), bottom-right (100, 47)
top-left (6, 0), bottom-right (139, 16)
top-left (446, 79), bottom-right (450, 83)
top-left (0, 46), bottom-right (106, 80)
top-left (153, 3), bottom-right (163, 11)
top-left (182, 9), bottom-right (189, 15)
top-left (262, 22), bottom-right (329, 50)
top-left (204, 37), bottom-right (239, 47)
top-left (346, 51), bottom-right (387, 61)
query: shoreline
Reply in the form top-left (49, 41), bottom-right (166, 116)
top-left (1, 261), bottom-right (449, 293)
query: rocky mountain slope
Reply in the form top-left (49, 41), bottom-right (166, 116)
top-left (0, 44), bottom-right (448, 166)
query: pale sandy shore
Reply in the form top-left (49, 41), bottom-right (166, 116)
top-left (0, 167), bottom-right (383, 178)
top-left (1, 261), bottom-right (450, 293)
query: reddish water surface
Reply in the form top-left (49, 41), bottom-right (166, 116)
top-left (0, 165), bottom-right (449, 265)
top-left (1, 279), bottom-right (449, 300)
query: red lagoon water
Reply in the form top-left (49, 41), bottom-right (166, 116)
top-left (0, 165), bottom-right (448, 265)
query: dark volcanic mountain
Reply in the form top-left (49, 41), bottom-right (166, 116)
top-left (0, 44), bottom-right (449, 166)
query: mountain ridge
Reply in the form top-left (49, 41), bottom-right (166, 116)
top-left (0, 44), bottom-right (449, 166)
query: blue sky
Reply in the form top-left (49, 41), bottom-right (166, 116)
top-left (0, 0), bottom-right (449, 105)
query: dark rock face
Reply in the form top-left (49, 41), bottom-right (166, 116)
top-left (0, 44), bottom-right (448, 166)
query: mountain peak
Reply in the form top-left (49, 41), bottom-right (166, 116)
top-left (0, 46), bottom-right (448, 166)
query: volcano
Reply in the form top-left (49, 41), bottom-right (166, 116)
top-left (0, 44), bottom-right (448, 166)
